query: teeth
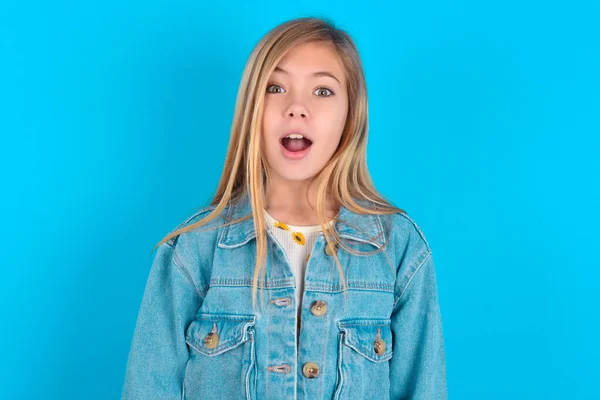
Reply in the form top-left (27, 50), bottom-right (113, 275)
top-left (285, 134), bottom-right (304, 139)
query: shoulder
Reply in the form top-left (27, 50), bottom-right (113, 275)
top-left (388, 210), bottom-right (432, 253)
top-left (162, 203), bottom-right (226, 269)
top-left (358, 198), bottom-right (431, 255)
top-left (371, 209), bottom-right (437, 306)
top-left (173, 204), bottom-right (220, 231)
top-left (161, 203), bottom-right (227, 295)
top-left (381, 210), bottom-right (433, 279)
top-left (165, 204), bottom-right (223, 247)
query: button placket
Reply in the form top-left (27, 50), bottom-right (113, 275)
top-left (270, 297), bottom-right (292, 307)
top-left (267, 364), bottom-right (291, 374)
top-left (310, 300), bottom-right (328, 317)
top-left (302, 362), bottom-right (320, 378)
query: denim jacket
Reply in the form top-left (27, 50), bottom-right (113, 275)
top-left (121, 192), bottom-right (448, 400)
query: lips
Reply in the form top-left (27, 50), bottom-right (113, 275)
top-left (279, 130), bottom-right (313, 144)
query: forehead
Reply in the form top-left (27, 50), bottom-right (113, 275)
top-left (273, 41), bottom-right (346, 83)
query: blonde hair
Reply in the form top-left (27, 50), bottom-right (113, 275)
top-left (153, 16), bottom-right (406, 309)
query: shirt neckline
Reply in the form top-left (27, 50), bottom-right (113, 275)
top-left (263, 208), bottom-right (335, 233)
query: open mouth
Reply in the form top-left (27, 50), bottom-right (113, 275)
top-left (280, 136), bottom-right (313, 153)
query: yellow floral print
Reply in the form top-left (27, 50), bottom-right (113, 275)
top-left (306, 252), bottom-right (311, 262)
top-left (274, 221), bottom-right (289, 231)
top-left (292, 231), bottom-right (305, 246)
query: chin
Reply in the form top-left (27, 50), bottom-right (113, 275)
top-left (280, 172), bottom-right (316, 182)
top-left (272, 168), bottom-right (317, 182)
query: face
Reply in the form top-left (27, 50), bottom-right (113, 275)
top-left (261, 41), bottom-right (349, 185)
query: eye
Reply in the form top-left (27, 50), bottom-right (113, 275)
top-left (314, 86), bottom-right (335, 97)
top-left (265, 83), bottom-right (335, 97)
top-left (266, 84), bottom-right (285, 94)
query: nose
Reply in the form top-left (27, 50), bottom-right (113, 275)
top-left (287, 108), bottom-right (307, 118)
top-left (284, 96), bottom-right (309, 119)
top-left (288, 110), bottom-right (307, 118)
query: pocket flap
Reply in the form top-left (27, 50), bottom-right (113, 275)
top-left (338, 318), bottom-right (393, 362)
top-left (185, 313), bottom-right (257, 356)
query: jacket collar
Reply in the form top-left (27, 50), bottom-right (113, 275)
top-left (217, 191), bottom-right (386, 249)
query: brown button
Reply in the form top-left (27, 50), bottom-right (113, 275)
top-left (302, 362), bottom-right (320, 378)
top-left (204, 332), bottom-right (219, 349)
top-left (374, 337), bottom-right (386, 355)
top-left (310, 300), bottom-right (328, 317)
top-left (204, 322), bottom-right (219, 349)
top-left (324, 242), bottom-right (338, 256)
top-left (373, 327), bottom-right (385, 355)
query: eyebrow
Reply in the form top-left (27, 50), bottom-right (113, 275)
top-left (273, 66), bottom-right (341, 85)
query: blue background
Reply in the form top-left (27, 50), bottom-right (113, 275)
top-left (2, 1), bottom-right (598, 398)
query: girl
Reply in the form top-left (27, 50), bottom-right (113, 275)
top-left (122, 16), bottom-right (447, 400)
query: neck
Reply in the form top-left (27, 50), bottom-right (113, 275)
top-left (263, 181), bottom-right (339, 226)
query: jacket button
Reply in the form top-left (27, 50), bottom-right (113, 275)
top-left (324, 242), bottom-right (338, 256)
top-left (204, 332), bottom-right (219, 349)
top-left (310, 300), bottom-right (328, 317)
top-left (302, 362), bottom-right (320, 378)
top-left (374, 338), bottom-right (386, 355)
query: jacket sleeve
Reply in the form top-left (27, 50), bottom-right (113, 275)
top-left (389, 250), bottom-right (448, 400)
top-left (121, 241), bottom-right (204, 400)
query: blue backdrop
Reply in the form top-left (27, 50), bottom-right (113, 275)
top-left (1, 1), bottom-right (598, 398)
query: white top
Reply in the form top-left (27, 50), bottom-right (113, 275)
top-left (263, 209), bottom-right (336, 342)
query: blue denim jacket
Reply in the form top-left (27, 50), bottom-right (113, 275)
top-left (122, 192), bottom-right (447, 399)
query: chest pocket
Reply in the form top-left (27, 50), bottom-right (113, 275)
top-left (183, 313), bottom-right (257, 400)
top-left (333, 318), bottom-right (393, 400)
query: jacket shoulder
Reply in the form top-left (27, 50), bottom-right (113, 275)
top-left (162, 204), bottom-right (224, 297)
top-left (390, 210), bottom-right (432, 253)
top-left (165, 204), bottom-right (221, 247)
top-left (384, 210), bottom-right (433, 274)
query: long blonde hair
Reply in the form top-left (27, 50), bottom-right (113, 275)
top-left (153, 16), bottom-right (406, 308)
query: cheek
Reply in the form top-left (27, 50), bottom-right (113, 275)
top-left (319, 103), bottom-right (348, 139)
top-left (262, 103), bottom-right (280, 133)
